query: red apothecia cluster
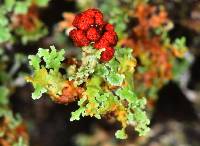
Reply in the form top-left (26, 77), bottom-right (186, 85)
top-left (69, 9), bottom-right (118, 62)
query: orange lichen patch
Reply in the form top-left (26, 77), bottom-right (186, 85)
top-left (58, 12), bottom-right (75, 31)
top-left (114, 106), bottom-right (128, 128)
top-left (149, 10), bottom-right (168, 28)
top-left (11, 5), bottom-right (39, 32)
top-left (133, 4), bottom-right (154, 37)
top-left (0, 117), bottom-right (29, 146)
top-left (172, 47), bottom-right (187, 58)
top-left (106, 103), bottom-right (128, 128)
top-left (143, 71), bottom-right (157, 87)
top-left (133, 4), bottom-right (168, 38)
top-left (121, 33), bottom-right (174, 95)
top-left (55, 81), bottom-right (84, 104)
top-left (0, 139), bottom-right (9, 146)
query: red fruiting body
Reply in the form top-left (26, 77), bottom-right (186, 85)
top-left (69, 8), bottom-right (118, 62)
top-left (84, 9), bottom-right (103, 17)
top-left (69, 29), bottom-right (89, 47)
top-left (94, 12), bottom-right (105, 26)
top-left (85, 8), bottom-right (104, 26)
top-left (72, 14), bottom-right (81, 27)
top-left (94, 37), bottom-right (110, 49)
top-left (101, 31), bottom-right (118, 46)
top-left (105, 23), bottom-right (114, 31)
top-left (72, 13), bottom-right (94, 30)
top-left (86, 28), bottom-right (100, 41)
top-left (100, 47), bottom-right (115, 62)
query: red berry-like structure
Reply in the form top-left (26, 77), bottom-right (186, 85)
top-left (69, 8), bottom-right (118, 62)
top-left (86, 28), bottom-right (100, 41)
top-left (100, 47), bottom-right (115, 62)
top-left (69, 29), bottom-right (90, 46)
